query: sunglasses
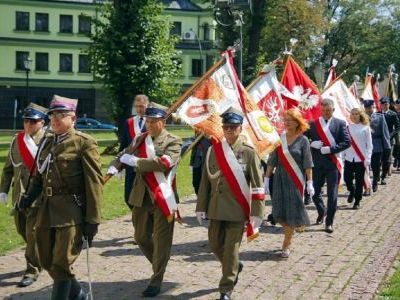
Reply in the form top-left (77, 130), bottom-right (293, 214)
top-left (49, 112), bottom-right (73, 120)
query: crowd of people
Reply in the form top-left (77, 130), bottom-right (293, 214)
top-left (1, 93), bottom-right (399, 300)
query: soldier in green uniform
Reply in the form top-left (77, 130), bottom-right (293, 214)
top-left (0, 103), bottom-right (47, 287)
top-left (19, 95), bottom-right (103, 300)
top-left (107, 106), bottom-right (182, 297)
top-left (196, 109), bottom-right (265, 300)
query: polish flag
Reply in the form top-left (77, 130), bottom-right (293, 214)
top-left (281, 56), bottom-right (322, 121)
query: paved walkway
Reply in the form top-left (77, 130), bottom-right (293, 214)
top-left (1, 174), bottom-right (400, 300)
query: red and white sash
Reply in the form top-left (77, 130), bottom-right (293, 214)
top-left (211, 138), bottom-right (259, 241)
top-left (348, 125), bottom-right (371, 189)
top-left (315, 117), bottom-right (343, 180)
top-left (137, 134), bottom-right (177, 222)
top-left (127, 116), bottom-right (143, 140)
top-left (16, 132), bottom-right (37, 173)
top-left (276, 133), bottom-right (305, 197)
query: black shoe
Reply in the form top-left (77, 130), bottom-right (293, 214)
top-left (316, 213), bottom-right (326, 225)
top-left (372, 182), bottom-right (378, 192)
top-left (381, 179), bottom-right (387, 185)
top-left (220, 293), bottom-right (231, 300)
top-left (394, 160), bottom-right (398, 168)
top-left (267, 214), bottom-right (276, 226)
top-left (18, 276), bottom-right (36, 287)
top-left (352, 204), bottom-right (360, 210)
top-left (304, 195), bottom-right (311, 205)
top-left (233, 261), bottom-right (243, 286)
top-left (51, 280), bottom-right (72, 300)
top-left (69, 278), bottom-right (88, 300)
top-left (347, 194), bottom-right (354, 203)
top-left (325, 225), bottom-right (334, 233)
top-left (142, 286), bottom-right (161, 298)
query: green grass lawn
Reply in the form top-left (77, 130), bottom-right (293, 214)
top-left (0, 128), bottom-right (194, 255)
top-left (378, 257), bottom-right (400, 299)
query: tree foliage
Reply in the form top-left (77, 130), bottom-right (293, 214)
top-left (214, 0), bottom-right (400, 87)
top-left (88, 0), bottom-right (181, 129)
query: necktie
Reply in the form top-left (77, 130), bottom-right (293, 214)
top-left (139, 117), bottom-right (143, 129)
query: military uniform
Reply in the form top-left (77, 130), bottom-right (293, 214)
top-left (197, 134), bottom-right (264, 298)
top-left (364, 100), bottom-right (391, 191)
top-left (0, 129), bottom-right (44, 282)
top-left (27, 128), bottom-right (103, 278)
top-left (109, 107), bottom-right (182, 296)
top-left (21, 95), bottom-right (103, 300)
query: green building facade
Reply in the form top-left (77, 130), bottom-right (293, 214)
top-left (0, 0), bottom-right (219, 128)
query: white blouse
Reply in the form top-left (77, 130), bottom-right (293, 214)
top-left (343, 123), bottom-right (373, 163)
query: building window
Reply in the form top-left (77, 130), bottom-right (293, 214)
top-left (35, 13), bottom-right (49, 32)
top-left (192, 59), bottom-right (202, 77)
top-left (60, 53), bottom-right (73, 72)
top-left (16, 11), bottom-right (29, 31)
top-left (60, 15), bottom-right (73, 33)
top-left (203, 23), bottom-right (210, 41)
top-left (79, 55), bottom-right (90, 73)
top-left (170, 22), bottom-right (182, 37)
top-left (35, 53), bottom-right (48, 71)
top-left (16, 51), bottom-right (29, 70)
top-left (79, 16), bottom-right (91, 34)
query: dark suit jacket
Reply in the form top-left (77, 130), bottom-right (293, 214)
top-left (305, 117), bottom-right (350, 170)
top-left (380, 110), bottom-right (400, 143)
top-left (370, 113), bottom-right (391, 152)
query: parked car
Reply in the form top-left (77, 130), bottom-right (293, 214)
top-left (75, 117), bottom-right (117, 130)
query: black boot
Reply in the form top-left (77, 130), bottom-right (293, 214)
top-left (51, 280), bottom-right (71, 300)
top-left (372, 180), bottom-right (378, 192)
top-left (347, 192), bottom-right (354, 203)
top-left (69, 278), bottom-right (88, 300)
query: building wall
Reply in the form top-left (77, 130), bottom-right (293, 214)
top-left (0, 0), bottom-right (219, 128)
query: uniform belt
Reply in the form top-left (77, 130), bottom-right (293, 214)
top-left (45, 187), bottom-right (83, 197)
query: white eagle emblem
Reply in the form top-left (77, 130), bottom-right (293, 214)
top-left (292, 85), bottom-right (319, 110)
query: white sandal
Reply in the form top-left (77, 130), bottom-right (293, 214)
top-left (281, 249), bottom-right (290, 258)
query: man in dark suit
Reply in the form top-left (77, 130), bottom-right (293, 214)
top-left (379, 96), bottom-right (400, 182)
top-left (189, 131), bottom-right (211, 195)
top-left (119, 94), bottom-right (149, 209)
top-left (364, 100), bottom-right (391, 192)
top-left (305, 98), bottom-right (351, 233)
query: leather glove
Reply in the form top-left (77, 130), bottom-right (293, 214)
top-left (120, 154), bottom-right (139, 167)
top-left (250, 216), bottom-right (263, 230)
top-left (0, 193), bottom-right (7, 204)
top-left (83, 223), bottom-right (98, 247)
top-left (264, 177), bottom-right (270, 195)
top-left (18, 193), bottom-right (34, 211)
top-left (306, 180), bottom-right (315, 198)
top-left (107, 165), bottom-right (119, 175)
top-left (196, 211), bottom-right (206, 225)
top-left (310, 140), bottom-right (323, 149)
top-left (320, 146), bottom-right (331, 154)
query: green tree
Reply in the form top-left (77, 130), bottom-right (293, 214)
top-left (88, 0), bottom-right (181, 131)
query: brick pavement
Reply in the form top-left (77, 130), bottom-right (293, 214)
top-left (1, 174), bottom-right (400, 300)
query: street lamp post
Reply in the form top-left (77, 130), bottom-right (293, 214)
top-left (24, 57), bottom-right (32, 102)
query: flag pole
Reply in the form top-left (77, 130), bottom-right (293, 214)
top-left (104, 57), bottom-right (227, 184)
top-left (322, 69), bottom-right (347, 93)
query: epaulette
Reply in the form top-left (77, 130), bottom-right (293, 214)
top-left (242, 142), bottom-right (255, 150)
top-left (167, 132), bottom-right (181, 141)
top-left (75, 130), bottom-right (93, 140)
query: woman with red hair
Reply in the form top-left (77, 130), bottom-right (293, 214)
top-left (264, 108), bottom-right (314, 258)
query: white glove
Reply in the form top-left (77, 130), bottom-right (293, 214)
top-left (250, 216), bottom-right (263, 230)
top-left (196, 211), bottom-right (206, 225)
top-left (306, 180), bottom-right (315, 198)
top-left (320, 146), bottom-right (331, 154)
top-left (0, 193), bottom-right (7, 204)
top-left (364, 159), bottom-right (371, 167)
top-left (310, 140), bottom-right (323, 149)
top-left (264, 177), bottom-right (270, 195)
top-left (107, 165), bottom-right (119, 175)
top-left (120, 154), bottom-right (139, 167)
